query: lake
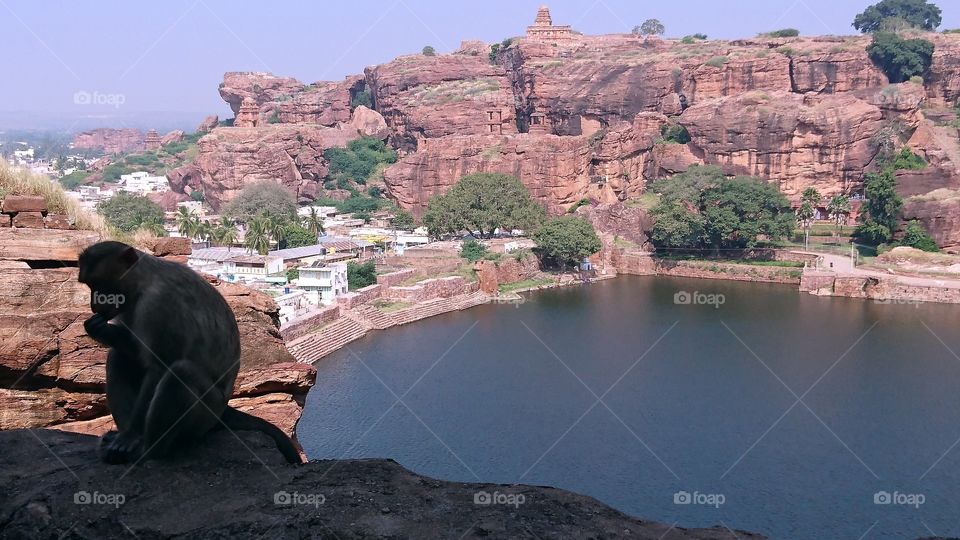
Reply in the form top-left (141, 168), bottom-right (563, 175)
top-left (299, 276), bottom-right (960, 539)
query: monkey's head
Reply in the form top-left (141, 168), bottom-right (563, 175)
top-left (78, 241), bottom-right (141, 316)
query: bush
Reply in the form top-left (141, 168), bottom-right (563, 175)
top-left (764, 28), bottom-right (800, 37)
top-left (899, 220), bottom-right (939, 251)
top-left (892, 147), bottom-right (927, 170)
top-left (59, 171), bottom-right (89, 190)
top-left (323, 136), bottom-right (397, 187)
top-left (853, 0), bottom-right (942, 33)
top-left (422, 45), bottom-right (436, 56)
top-left (347, 260), bottom-right (377, 290)
top-left (460, 238), bottom-right (489, 262)
top-left (568, 198), bottom-right (592, 213)
top-left (867, 32), bottom-right (934, 83)
top-left (390, 209), bottom-right (416, 230)
top-left (284, 224), bottom-right (317, 248)
top-left (337, 195), bottom-right (382, 214)
top-left (223, 181), bottom-right (297, 222)
top-left (705, 56), bottom-right (728, 68)
top-left (267, 110), bottom-right (281, 124)
top-left (489, 43), bottom-right (501, 63)
top-left (97, 192), bottom-right (165, 233)
top-left (660, 123), bottom-right (691, 144)
top-left (350, 90), bottom-right (372, 110)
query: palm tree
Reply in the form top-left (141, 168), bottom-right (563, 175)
top-left (175, 207), bottom-right (200, 239)
top-left (827, 195), bottom-right (851, 245)
top-left (245, 217), bottom-right (271, 255)
top-left (302, 207), bottom-right (324, 238)
top-left (796, 201), bottom-right (815, 250)
top-left (265, 214), bottom-right (289, 249)
top-left (195, 220), bottom-right (213, 242)
top-left (214, 217), bottom-right (238, 250)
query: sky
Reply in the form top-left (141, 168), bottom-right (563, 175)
top-left (1, 0), bottom-right (958, 126)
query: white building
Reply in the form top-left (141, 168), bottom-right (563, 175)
top-left (297, 261), bottom-right (348, 305)
top-left (119, 171), bottom-right (169, 194)
top-left (224, 254), bottom-right (284, 281)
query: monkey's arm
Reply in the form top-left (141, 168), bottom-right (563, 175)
top-left (84, 314), bottom-right (138, 354)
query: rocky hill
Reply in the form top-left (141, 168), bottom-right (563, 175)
top-left (167, 9), bottom-right (960, 247)
top-left (0, 429), bottom-right (765, 539)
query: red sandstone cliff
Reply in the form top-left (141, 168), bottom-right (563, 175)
top-left (71, 128), bottom-right (145, 154)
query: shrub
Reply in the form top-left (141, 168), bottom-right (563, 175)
top-left (867, 32), bottom-right (934, 83)
top-left (267, 110), bottom-right (281, 124)
top-left (892, 147), bottom-right (927, 170)
top-left (460, 238), bottom-right (489, 262)
top-left (660, 123), bottom-right (691, 144)
top-left (284, 224), bottom-right (317, 248)
top-left (59, 171), bottom-right (89, 190)
top-left (190, 191), bottom-right (204, 202)
top-left (568, 198), bottom-right (592, 213)
top-left (323, 136), bottom-right (397, 187)
top-left (489, 43), bottom-right (500, 63)
top-left (899, 220), bottom-right (939, 251)
top-left (350, 90), bottom-right (372, 110)
top-left (336, 195), bottom-right (381, 214)
top-left (705, 56), bottom-right (728, 68)
top-left (367, 186), bottom-right (382, 198)
top-left (692, 33), bottom-right (708, 40)
top-left (422, 45), bottom-right (436, 56)
top-left (764, 28), bottom-right (800, 37)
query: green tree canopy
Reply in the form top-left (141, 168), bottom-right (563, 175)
top-left (459, 238), bottom-right (490, 262)
top-left (867, 32), bottom-right (935, 83)
top-left (97, 192), bottom-right (165, 233)
top-left (854, 169), bottom-right (903, 245)
top-left (899, 220), bottom-right (939, 251)
top-left (532, 216), bottom-right (602, 270)
top-left (347, 260), bottom-right (377, 290)
top-left (422, 45), bottom-right (436, 56)
top-left (323, 137), bottom-right (396, 187)
top-left (649, 168), bottom-right (793, 251)
top-left (390, 209), bottom-right (416, 230)
top-left (853, 0), bottom-right (942, 33)
top-left (634, 19), bottom-right (665, 36)
top-left (223, 181), bottom-right (297, 223)
top-left (284, 224), bottom-right (318, 248)
top-left (423, 172), bottom-right (546, 238)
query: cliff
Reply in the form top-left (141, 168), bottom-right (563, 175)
top-left (0, 428), bottom-right (765, 539)
top-left (182, 22), bottom-right (960, 245)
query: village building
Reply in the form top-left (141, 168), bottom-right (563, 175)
top-left (297, 261), bottom-right (349, 306)
top-left (119, 171), bottom-right (169, 194)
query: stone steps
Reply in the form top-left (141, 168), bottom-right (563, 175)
top-left (389, 291), bottom-right (488, 326)
top-left (351, 304), bottom-right (395, 330)
top-left (287, 317), bottom-right (369, 363)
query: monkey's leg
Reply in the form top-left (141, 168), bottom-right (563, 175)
top-left (140, 361), bottom-right (226, 461)
top-left (99, 348), bottom-right (152, 464)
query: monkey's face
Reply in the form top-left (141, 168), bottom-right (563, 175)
top-left (78, 241), bottom-right (140, 317)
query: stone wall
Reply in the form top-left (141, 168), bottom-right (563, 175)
top-left (375, 268), bottom-right (418, 287)
top-left (384, 276), bottom-right (477, 302)
top-left (337, 284), bottom-right (383, 309)
top-left (1, 195), bottom-right (75, 230)
top-left (828, 275), bottom-right (960, 304)
top-left (280, 304), bottom-right (340, 341)
top-left (655, 260), bottom-right (803, 284)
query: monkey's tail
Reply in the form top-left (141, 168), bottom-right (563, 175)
top-left (220, 407), bottom-right (305, 464)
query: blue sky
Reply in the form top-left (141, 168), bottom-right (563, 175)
top-left (1, 0), bottom-right (957, 118)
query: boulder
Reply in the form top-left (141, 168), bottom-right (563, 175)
top-left (350, 105), bottom-right (389, 139)
top-left (160, 129), bottom-right (185, 146)
top-left (197, 114), bottom-right (219, 132)
top-left (43, 214), bottom-right (74, 230)
top-left (70, 128), bottom-right (144, 154)
top-left (11, 211), bottom-right (44, 228)
top-left (0, 429), bottom-right (766, 540)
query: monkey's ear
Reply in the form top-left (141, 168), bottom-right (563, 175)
top-left (121, 247), bottom-right (139, 267)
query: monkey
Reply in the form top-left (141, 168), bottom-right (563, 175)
top-left (77, 241), bottom-right (303, 465)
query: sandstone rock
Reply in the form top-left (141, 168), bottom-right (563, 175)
top-left (791, 50), bottom-right (886, 93)
top-left (0, 215), bottom-right (9, 227)
top-left (576, 202), bottom-right (653, 249)
top-left (456, 40), bottom-right (488, 56)
top-left (0, 429), bottom-right (765, 540)
top-left (350, 105), bottom-right (389, 139)
top-left (2, 195), bottom-right (47, 213)
top-left (268, 77), bottom-right (358, 126)
top-left (0, 390), bottom-right (107, 429)
top-left (145, 236), bottom-right (191, 256)
top-left (0, 229), bottom-right (100, 262)
top-left (228, 392), bottom-right (303, 439)
top-left (12, 211), bottom-right (44, 228)
top-left (165, 163), bottom-right (203, 193)
top-left (219, 72), bottom-right (305, 116)
top-left (902, 196), bottom-right (960, 250)
top-left (188, 125), bottom-right (357, 210)
top-left (43, 214), bottom-right (74, 230)
top-left (234, 362), bottom-right (316, 397)
top-left (70, 128), bottom-right (144, 154)
top-left (197, 114), bottom-right (219, 132)
top-left (160, 129), bottom-right (185, 146)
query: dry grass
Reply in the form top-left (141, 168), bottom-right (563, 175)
top-left (907, 188), bottom-right (960, 202)
top-left (0, 160), bottom-right (108, 234)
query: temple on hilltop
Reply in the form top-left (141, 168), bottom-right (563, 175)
top-left (143, 129), bottom-right (161, 151)
top-left (526, 5), bottom-right (574, 42)
top-left (235, 97), bottom-right (260, 127)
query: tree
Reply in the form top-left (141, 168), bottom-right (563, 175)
top-left (764, 28), bottom-right (800, 37)
top-left (284, 224), bottom-right (317, 248)
top-left (826, 195), bottom-right (851, 244)
top-left (796, 201), bottom-right (815, 249)
top-left (301, 207), bottom-right (325, 237)
top-left (390, 209), bottom-right (416, 231)
top-left (347, 260), bottom-right (377, 290)
top-left (212, 220), bottom-right (238, 249)
top-left (801, 187), bottom-right (822, 208)
top-left (422, 173), bottom-right (546, 238)
top-left (853, 0), bottom-right (942, 33)
top-left (422, 45), bottom-right (436, 56)
top-left (223, 181), bottom-right (297, 223)
top-left (459, 239), bottom-right (489, 262)
top-left (195, 220), bottom-right (213, 242)
top-left (892, 147), bottom-right (926, 170)
top-left (532, 216), bottom-right (602, 271)
top-left (854, 169), bottom-right (902, 245)
top-left (899, 220), bottom-right (939, 251)
top-left (265, 214), bottom-right (290, 249)
top-left (323, 137), bottom-right (397, 187)
top-left (96, 192), bottom-right (165, 233)
top-left (175, 206), bottom-right (200, 238)
top-left (648, 170), bottom-right (794, 252)
top-left (634, 19), bottom-right (665, 36)
top-left (866, 32), bottom-right (935, 83)
top-left (245, 216), bottom-right (271, 255)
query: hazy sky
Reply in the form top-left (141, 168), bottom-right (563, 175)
top-left (2, 0), bottom-right (958, 119)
